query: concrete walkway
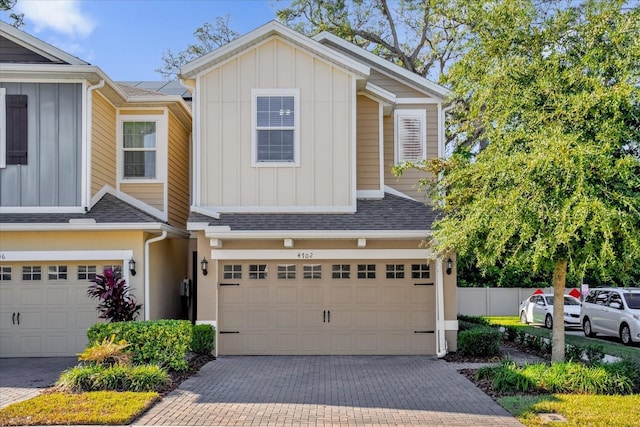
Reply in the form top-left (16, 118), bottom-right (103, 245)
top-left (134, 356), bottom-right (525, 427)
top-left (0, 357), bottom-right (77, 409)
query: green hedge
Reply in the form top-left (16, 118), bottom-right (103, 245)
top-left (191, 324), bottom-right (215, 354)
top-left (458, 326), bottom-right (502, 357)
top-left (88, 320), bottom-right (191, 371)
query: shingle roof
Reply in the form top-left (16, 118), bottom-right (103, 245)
top-left (0, 193), bottom-right (165, 224)
top-left (118, 81), bottom-right (192, 99)
top-left (189, 194), bottom-right (438, 231)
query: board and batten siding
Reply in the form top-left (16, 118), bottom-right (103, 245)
top-left (356, 95), bottom-right (380, 191)
top-left (167, 111), bottom-right (190, 228)
top-left (90, 91), bottom-right (117, 195)
top-left (0, 82), bottom-right (82, 207)
top-left (383, 104), bottom-right (438, 201)
top-left (199, 37), bottom-right (354, 209)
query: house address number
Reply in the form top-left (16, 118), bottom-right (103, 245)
top-left (297, 252), bottom-right (314, 259)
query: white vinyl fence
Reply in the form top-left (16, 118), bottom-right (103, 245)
top-left (457, 287), bottom-right (558, 316)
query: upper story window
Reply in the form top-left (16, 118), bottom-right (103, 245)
top-left (1, 88), bottom-right (29, 168)
top-left (251, 88), bottom-right (300, 167)
top-left (394, 109), bottom-right (426, 163)
top-left (118, 114), bottom-right (167, 182)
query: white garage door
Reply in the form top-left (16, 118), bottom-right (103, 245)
top-left (218, 260), bottom-right (436, 355)
top-left (0, 262), bottom-right (113, 357)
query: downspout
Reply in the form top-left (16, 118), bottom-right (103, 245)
top-left (84, 79), bottom-right (105, 211)
top-left (436, 257), bottom-right (447, 358)
top-left (144, 231), bottom-right (168, 320)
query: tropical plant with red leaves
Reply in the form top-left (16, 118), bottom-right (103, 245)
top-left (87, 268), bottom-right (142, 322)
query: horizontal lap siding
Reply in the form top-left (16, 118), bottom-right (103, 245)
top-left (356, 95), bottom-right (380, 191)
top-left (91, 91), bottom-right (117, 194)
top-left (120, 183), bottom-right (164, 211)
top-left (167, 112), bottom-right (190, 228)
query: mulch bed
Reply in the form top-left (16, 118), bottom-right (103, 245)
top-left (161, 353), bottom-right (215, 397)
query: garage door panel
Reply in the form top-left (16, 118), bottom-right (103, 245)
top-left (355, 334), bottom-right (378, 351)
top-left (247, 310), bottom-right (270, 327)
top-left (408, 286), bottom-right (431, 303)
top-left (46, 287), bottom-right (72, 305)
top-left (329, 286), bottom-right (352, 304)
top-left (384, 334), bottom-right (407, 351)
top-left (245, 333), bottom-right (269, 353)
top-left (383, 311), bottom-right (407, 327)
top-left (276, 310), bottom-right (298, 328)
top-left (17, 311), bottom-right (42, 329)
top-left (46, 312), bottom-right (71, 329)
top-left (330, 310), bottom-right (352, 327)
top-left (380, 286), bottom-right (406, 304)
top-left (301, 310), bottom-right (322, 327)
top-left (19, 288), bottom-right (44, 305)
top-left (301, 286), bottom-right (323, 304)
top-left (329, 333), bottom-right (354, 352)
top-left (18, 335), bottom-right (43, 356)
top-left (219, 309), bottom-right (245, 329)
top-left (275, 333), bottom-right (299, 351)
top-left (247, 286), bottom-right (269, 304)
top-left (300, 333), bottom-right (323, 352)
top-left (0, 287), bottom-right (14, 307)
top-left (409, 334), bottom-right (435, 353)
top-left (353, 310), bottom-right (377, 328)
top-left (355, 287), bottom-right (377, 304)
top-left (220, 287), bottom-right (244, 304)
top-left (276, 286), bottom-right (298, 304)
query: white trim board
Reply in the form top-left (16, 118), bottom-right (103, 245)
top-left (0, 250), bottom-right (133, 262)
top-left (210, 249), bottom-right (433, 260)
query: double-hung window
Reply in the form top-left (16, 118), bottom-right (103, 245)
top-left (252, 89), bottom-right (300, 166)
top-left (122, 121), bottom-right (157, 179)
top-left (394, 109), bottom-right (426, 163)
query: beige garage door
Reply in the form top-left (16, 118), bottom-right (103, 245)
top-left (218, 260), bottom-right (436, 355)
top-left (0, 262), bottom-right (113, 357)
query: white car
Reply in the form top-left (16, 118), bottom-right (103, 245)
top-left (580, 288), bottom-right (640, 345)
top-left (519, 293), bottom-right (582, 328)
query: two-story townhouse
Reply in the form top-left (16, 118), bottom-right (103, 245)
top-left (0, 22), bottom-right (192, 357)
top-left (183, 21), bottom-right (458, 357)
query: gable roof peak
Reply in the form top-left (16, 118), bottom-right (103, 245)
top-left (180, 20), bottom-right (369, 79)
top-left (0, 20), bottom-right (89, 65)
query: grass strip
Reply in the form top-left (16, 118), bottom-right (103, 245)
top-left (0, 391), bottom-right (158, 426)
top-left (498, 394), bottom-right (640, 427)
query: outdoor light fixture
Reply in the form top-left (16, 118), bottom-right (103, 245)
top-left (129, 258), bottom-right (137, 276)
top-left (446, 258), bottom-right (453, 275)
top-left (201, 257), bottom-right (209, 276)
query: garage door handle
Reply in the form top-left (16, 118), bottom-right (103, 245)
top-left (327, 310), bottom-right (330, 323)
top-left (16, 312), bottom-right (20, 325)
top-left (12, 312), bottom-right (15, 325)
top-left (323, 310), bottom-right (326, 323)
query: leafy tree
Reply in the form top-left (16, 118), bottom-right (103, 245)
top-left (0, 0), bottom-right (25, 28)
top-left (277, 0), bottom-right (471, 81)
top-left (396, 0), bottom-right (640, 362)
top-left (87, 268), bottom-right (142, 322)
top-left (156, 15), bottom-right (238, 80)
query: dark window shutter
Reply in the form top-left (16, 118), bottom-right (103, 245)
top-left (6, 94), bottom-right (28, 165)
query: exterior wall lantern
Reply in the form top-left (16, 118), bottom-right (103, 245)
top-left (129, 258), bottom-right (137, 276)
top-left (201, 257), bottom-right (209, 276)
top-left (446, 258), bottom-right (453, 275)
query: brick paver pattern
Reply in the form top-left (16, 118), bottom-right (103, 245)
top-left (134, 356), bottom-right (525, 427)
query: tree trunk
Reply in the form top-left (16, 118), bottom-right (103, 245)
top-left (551, 259), bottom-right (568, 363)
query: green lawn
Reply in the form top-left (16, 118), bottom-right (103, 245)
top-left (0, 391), bottom-right (158, 426)
top-left (485, 316), bottom-right (640, 363)
top-left (499, 394), bottom-right (640, 427)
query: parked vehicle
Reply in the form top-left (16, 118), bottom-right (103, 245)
top-left (519, 293), bottom-right (582, 329)
top-left (580, 288), bottom-right (640, 345)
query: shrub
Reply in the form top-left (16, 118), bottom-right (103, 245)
top-left (58, 364), bottom-right (168, 392)
top-left (457, 314), bottom-right (491, 326)
top-left (87, 268), bottom-right (142, 322)
top-left (477, 360), bottom-right (539, 393)
top-left (565, 343), bottom-right (583, 362)
top-left (458, 326), bottom-right (502, 357)
top-left (502, 325), bottom-right (518, 342)
top-left (88, 320), bottom-right (192, 371)
top-left (191, 324), bottom-right (215, 354)
top-left (77, 335), bottom-right (131, 367)
top-left (584, 344), bottom-right (605, 364)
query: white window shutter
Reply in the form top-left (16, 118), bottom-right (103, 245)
top-left (395, 110), bottom-right (426, 162)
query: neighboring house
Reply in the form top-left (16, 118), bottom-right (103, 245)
top-left (0, 22), bottom-right (192, 357)
top-left (182, 21), bottom-right (458, 357)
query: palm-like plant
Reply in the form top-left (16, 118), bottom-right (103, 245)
top-left (87, 268), bottom-right (142, 322)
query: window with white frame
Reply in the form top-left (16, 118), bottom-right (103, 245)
top-left (332, 264), bottom-right (350, 279)
top-left (0, 266), bottom-right (11, 281)
top-left (48, 265), bottom-right (68, 280)
top-left (78, 265), bottom-right (97, 281)
top-left (249, 264), bottom-right (267, 279)
top-left (119, 114), bottom-right (167, 181)
top-left (386, 264), bottom-right (405, 279)
top-left (22, 266), bottom-right (41, 281)
top-left (303, 264), bottom-right (322, 279)
top-left (411, 263), bottom-right (430, 279)
top-left (223, 265), bottom-right (242, 280)
top-left (252, 89), bottom-right (300, 166)
top-left (394, 109), bottom-right (426, 163)
top-left (277, 264), bottom-right (296, 279)
top-left (357, 264), bottom-right (376, 279)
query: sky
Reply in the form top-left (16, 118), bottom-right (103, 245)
top-left (1, 0), bottom-right (288, 81)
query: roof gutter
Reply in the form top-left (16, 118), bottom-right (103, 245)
top-left (144, 231), bottom-right (167, 320)
top-left (84, 79), bottom-right (105, 211)
top-left (200, 229), bottom-right (431, 240)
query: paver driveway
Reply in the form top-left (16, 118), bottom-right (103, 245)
top-left (135, 356), bottom-right (524, 426)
